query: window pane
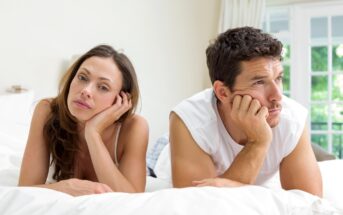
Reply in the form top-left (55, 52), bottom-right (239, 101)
top-left (271, 20), bottom-right (288, 34)
top-left (263, 21), bottom-right (267, 32)
top-left (282, 45), bottom-right (291, 95)
top-left (270, 12), bottom-right (289, 34)
top-left (283, 64), bottom-right (290, 93)
top-left (333, 44), bottom-right (343, 71)
top-left (332, 16), bottom-right (343, 40)
top-left (311, 75), bottom-right (328, 100)
top-left (311, 17), bottom-right (328, 40)
top-left (311, 105), bottom-right (328, 130)
top-left (332, 103), bottom-right (343, 131)
top-left (333, 134), bottom-right (343, 159)
top-left (333, 74), bottom-right (343, 101)
top-left (282, 45), bottom-right (290, 60)
top-left (311, 134), bottom-right (328, 150)
top-left (311, 46), bottom-right (328, 72)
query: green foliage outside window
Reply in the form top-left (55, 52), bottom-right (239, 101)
top-left (311, 45), bottom-right (343, 158)
top-left (282, 45), bottom-right (290, 97)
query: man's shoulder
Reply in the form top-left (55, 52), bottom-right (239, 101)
top-left (280, 96), bottom-right (308, 123)
top-left (171, 88), bottom-right (221, 153)
top-left (179, 88), bottom-right (214, 105)
top-left (173, 88), bottom-right (217, 126)
top-left (274, 96), bottom-right (308, 145)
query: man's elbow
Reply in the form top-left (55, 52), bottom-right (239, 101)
top-left (310, 185), bottom-right (323, 198)
top-left (283, 184), bottom-right (323, 198)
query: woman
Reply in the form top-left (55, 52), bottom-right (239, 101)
top-left (18, 45), bottom-right (148, 196)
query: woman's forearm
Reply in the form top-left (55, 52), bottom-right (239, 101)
top-left (85, 132), bottom-right (137, 193)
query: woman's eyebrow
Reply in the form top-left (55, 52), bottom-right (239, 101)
top-left (79, 67), bottom-right (112, 82)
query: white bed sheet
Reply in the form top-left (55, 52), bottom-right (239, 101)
top-left (0, 183), bottom-right (340, 215)
top-left (0, 123), bottom-right (342, 214)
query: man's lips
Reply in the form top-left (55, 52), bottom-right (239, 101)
top-left (268, 108), bottom-right (281, 115)
top-left (74, 100), bottom-right (91, 109)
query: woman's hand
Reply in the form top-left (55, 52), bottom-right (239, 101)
top-left (192, 178), bottom-right (244, 187)
top-left (58, 178), bottom-right (113, 196)
top-left (85, 92), bottom-right (132, 136)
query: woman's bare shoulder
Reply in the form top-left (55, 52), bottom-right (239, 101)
top-left (32, 98), bottom-right (54, 121)
top-left (121, 114), bottom-right (148, 131)
top-left (120, 114), bottom-right (148, 146)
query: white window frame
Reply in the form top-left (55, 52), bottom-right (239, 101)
top-left (267, 0), bottom-right (343, 156)
top-left (291, 1), bottom-right (343, 154)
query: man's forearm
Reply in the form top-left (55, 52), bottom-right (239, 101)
top-left (220, 142), bottom-right (269, 184)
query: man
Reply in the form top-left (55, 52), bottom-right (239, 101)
top-left (168, 27), bottom-right (322, 196)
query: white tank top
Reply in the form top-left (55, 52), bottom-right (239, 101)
top-left (154, 88), bottom-right (308, 185)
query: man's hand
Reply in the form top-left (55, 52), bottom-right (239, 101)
top-left (192, 178), bottom-right (244, 187)
top-left (230, 95), bottom-right (272, 146)
top-left (59, 178), bottom-right (113, 196)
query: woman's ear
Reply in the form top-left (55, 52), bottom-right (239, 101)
top-left (213, 81), bottom-right (231, 103)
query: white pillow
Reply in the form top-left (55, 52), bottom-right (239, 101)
top-left (0, 90), bottom-right (35, 126)
top-left (154, 144), bottom-right (172, 183)
top-left (318, 160), bottom-right (343, 208)
top-left (0, 90), bottom-right (35, 151)
top-left (263, 160), bottom-right (343, 209)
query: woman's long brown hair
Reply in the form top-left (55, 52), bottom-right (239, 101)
top-left (43, 45), bottom-right (140, 181)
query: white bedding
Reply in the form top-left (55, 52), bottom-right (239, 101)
top-left (0, 132), bottom-right (342, 214)
top-left (0, 184), bottom-right (339, 215)
top-left (0, 92), bottom-right (342, 214)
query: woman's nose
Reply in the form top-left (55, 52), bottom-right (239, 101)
top-left (81, 85), bottom-right (92, 99)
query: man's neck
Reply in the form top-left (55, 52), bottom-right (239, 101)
top-left (217, 101), bottom-right (248, 145)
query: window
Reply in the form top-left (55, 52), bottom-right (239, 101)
top-left (310, 15), bottom-right (343, 158)
top-left (263, 8), bottom-right (291, 97)
top-left (265, 2), bottom-right (343, 159)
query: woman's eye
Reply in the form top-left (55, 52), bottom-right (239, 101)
top-left (98, 85), bottom-right (109, 91)
top-left (78, 74), bottom-right (88, 81)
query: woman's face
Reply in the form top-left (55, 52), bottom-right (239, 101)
top-left (67, 56), bottom-right (123, 122)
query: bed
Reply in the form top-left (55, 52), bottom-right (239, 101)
top-left (0, 91), bottom-right (342, 215)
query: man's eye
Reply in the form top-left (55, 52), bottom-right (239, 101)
top-left (276, 76), bottom-right (283, 82)
top-left (254, 80), bottom-right (265, 85)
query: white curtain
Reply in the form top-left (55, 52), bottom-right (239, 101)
top-left (218, 0), bottom-right (266, 33)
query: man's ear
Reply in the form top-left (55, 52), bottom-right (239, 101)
top-left (213, 81), bottom-right (231, 103)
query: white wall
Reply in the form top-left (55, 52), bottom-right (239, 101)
top-left (0, 0), bottom-right (220, 146)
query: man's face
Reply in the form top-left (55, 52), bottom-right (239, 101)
top-left (229, 57), bottom-right (284, 128)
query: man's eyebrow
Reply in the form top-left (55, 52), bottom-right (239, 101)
top-left (250, 71), bottom-right (284, 80)
top-left (250, 75), bottom-right (268, 81)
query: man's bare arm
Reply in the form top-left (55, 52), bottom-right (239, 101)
top-left (279, 126), bottom-right (322, 197)
top-left (219, 95), bottom-right (272, 184)
top-left (220, 141), bottom-right (270, 184)
top-left (169, 112), bottom-right (216, 188)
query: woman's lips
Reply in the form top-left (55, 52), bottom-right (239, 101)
top-left (74, 100), bottom-right (91, 109)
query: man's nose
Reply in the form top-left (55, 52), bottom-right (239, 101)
top-left (269, 82), bottom-right (282, 102)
